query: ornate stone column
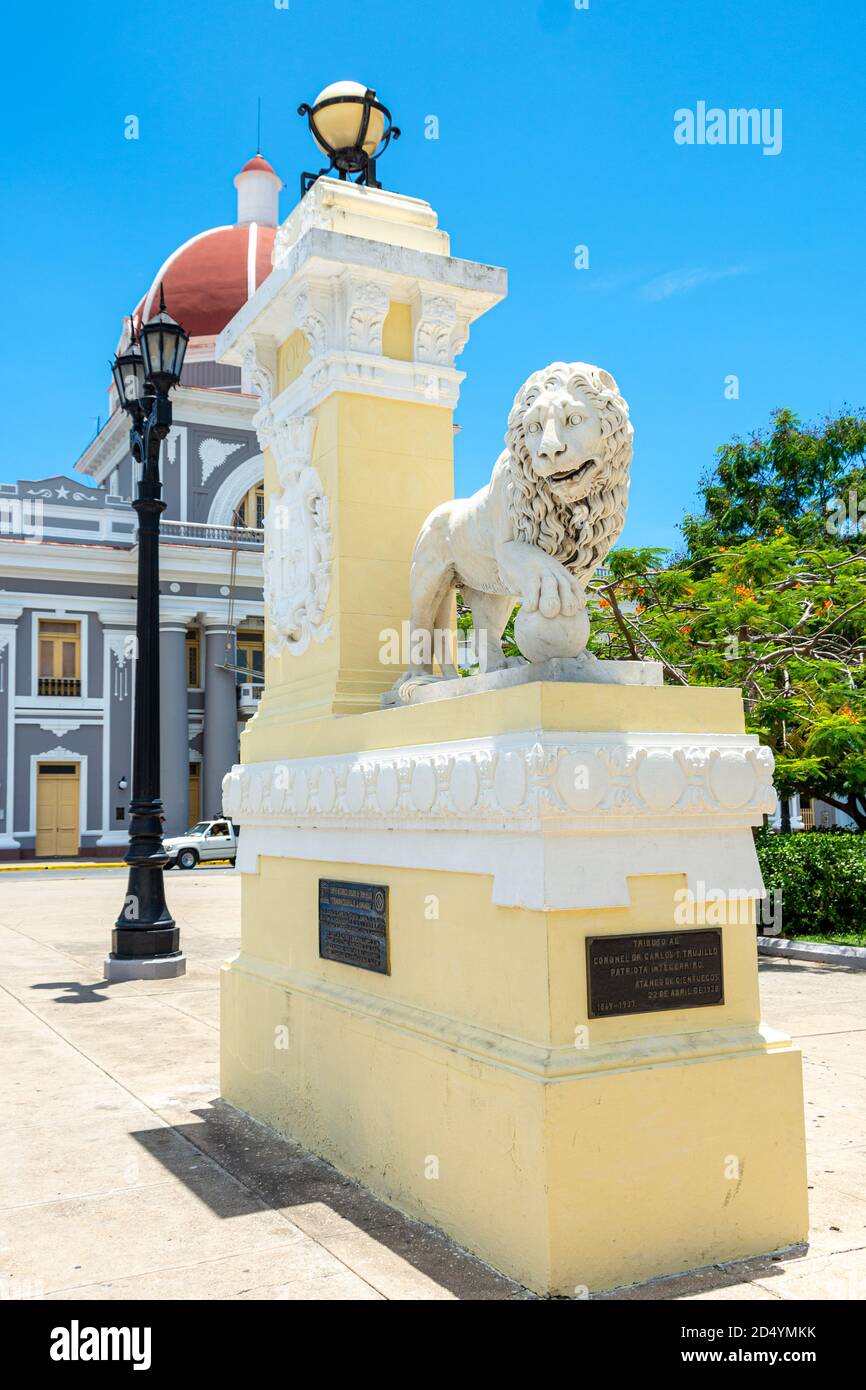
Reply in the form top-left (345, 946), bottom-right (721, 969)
top-left (215, 177), bottom-right (506, 744)
top-left (159, 619), bottom-right (191, 836)
top-left (202, 622), bottom-right (238, 821)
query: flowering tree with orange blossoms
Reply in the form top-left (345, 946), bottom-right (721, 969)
top-left (584, 408), bottom-right (866, 830)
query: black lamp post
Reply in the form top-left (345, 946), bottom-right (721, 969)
top-left (298, 81), bottom-right (400, 197)
top-left (105, 287), bottom-right (189, 981)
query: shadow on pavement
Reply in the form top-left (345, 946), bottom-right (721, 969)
top-left (131, 1099), bottom-right (531, 1300)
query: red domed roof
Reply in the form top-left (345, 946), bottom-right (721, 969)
top-left (236, 153), bottom-right (281, 181)
top-left (133, 222), bottom-right (277, 339)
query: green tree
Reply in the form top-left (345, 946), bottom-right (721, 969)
top-left (681, 406), bottom-right (866, 558)
top-left (588, 407), bottom-right (866, 829)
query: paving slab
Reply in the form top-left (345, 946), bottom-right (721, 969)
top-left (0, 871), bottom-right (864, 1301)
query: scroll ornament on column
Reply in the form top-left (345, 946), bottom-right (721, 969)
top-left (263, 415), bottom-right (333, 657)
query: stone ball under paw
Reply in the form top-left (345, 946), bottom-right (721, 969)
top-left (514, 605), bottom-right (591, 663)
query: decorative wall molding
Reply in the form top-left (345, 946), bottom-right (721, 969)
top-left (26, 484), bottom-right (99, 503)
top-left (223, 731), bottom-right (776, 832)
top-left (106, 632), bottom-right (136, 701)
top-left (38, 744), bottom-right (79, 761)
top-left (266, 414), bottom-right (316, 485)
top-left (199, 436), bottom-right (243, 486)
top-left (38, 721), bottom-right (82, 737)
top-left (262, 415), bottom-right (332, 657)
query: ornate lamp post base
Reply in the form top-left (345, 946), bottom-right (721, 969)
top-left (104, 951), bottom-right (187, 981)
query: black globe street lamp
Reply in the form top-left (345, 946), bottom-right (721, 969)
top-left (298, 80), bottom-right (400, 197)
top-left (105, 287), bottom-right (189, 981)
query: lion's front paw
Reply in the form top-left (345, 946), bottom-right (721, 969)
top-left (523, 561), bottom-right (583, 619)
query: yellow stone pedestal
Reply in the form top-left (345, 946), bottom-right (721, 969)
top-left (220, 685), bottom-right (809, 1295)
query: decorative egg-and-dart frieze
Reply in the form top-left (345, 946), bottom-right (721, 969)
top-left (223, 734), bottom-right (776, 831)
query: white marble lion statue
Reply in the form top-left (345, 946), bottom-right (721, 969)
top-left (395, 361), bottom-right (633, 689)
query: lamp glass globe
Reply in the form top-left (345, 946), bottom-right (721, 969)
top-left (312, 80), bottom-right (385, 157)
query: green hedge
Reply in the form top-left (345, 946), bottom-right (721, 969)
top-left (754, 828), bottom-right (866, 936)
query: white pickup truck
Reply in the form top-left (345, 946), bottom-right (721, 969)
top-left (164, 819), bottom-right (238, 870)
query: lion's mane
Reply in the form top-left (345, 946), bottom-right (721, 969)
top-left (504, 362), bottom-right (633, 579)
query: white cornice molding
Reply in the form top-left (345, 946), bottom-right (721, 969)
top-left (223, 731), bottom-right (775, 910)
top-left (218, 229), bottom-right (506, 362)
top-left (217, 226), bottom-right (506, 405)
top-left (219, 226), bottom-right (505, 425)
top-left (278, 351), bottom-right (466, 417)
top-left (0, 590), bottom-right (261, 629)
top-left (167, 388), bottom-right (260, 429)
top-left (0, 541), bottom-right (262, 588)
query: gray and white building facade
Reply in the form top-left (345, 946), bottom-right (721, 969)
top-left (0, 153), bottom-right (283, 856)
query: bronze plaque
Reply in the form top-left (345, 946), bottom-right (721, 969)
top-left (586, 929), bottom-right (724, 1019)
top-left (319, 879), bottom-right (389, 975)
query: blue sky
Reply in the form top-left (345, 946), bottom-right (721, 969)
top-left (1, 0), bottom-right (863, 552)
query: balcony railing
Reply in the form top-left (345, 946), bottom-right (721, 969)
top-left (38, 677), bottom-right (81, 697)
top-left (160, 519), bottom-right (264, 549)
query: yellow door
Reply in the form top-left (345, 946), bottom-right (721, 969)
top-left (189, 763), bottom-right (201, 825)
top-left (35, 763), bottom-right (80, 858)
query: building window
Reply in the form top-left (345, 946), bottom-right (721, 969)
top-left (38, 620), bottom-right (81, 696)
top-left (236, 629), bottom-right (264, 684)
top-left (236, 481), bottom-right (265, 529)
top-left (186, 628), bottom-right (200, 689)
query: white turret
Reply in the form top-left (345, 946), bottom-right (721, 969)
top-left (234, 154), bottom-right (282, 227)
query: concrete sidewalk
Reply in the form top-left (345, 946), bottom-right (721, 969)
top-left (1, 872), bottom-right (864, 1301)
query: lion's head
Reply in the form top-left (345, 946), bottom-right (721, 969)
top-left (505, 361), bottom-right (633, 580)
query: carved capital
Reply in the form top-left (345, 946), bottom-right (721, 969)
top-left (240, 336), bottom-right (277, 410)
top-left (289, 287), bottom-right (329, 358)
top-left (413, 291), bottom-right (459, 365)
top-left (342, 276), bottom-right (390, 355)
